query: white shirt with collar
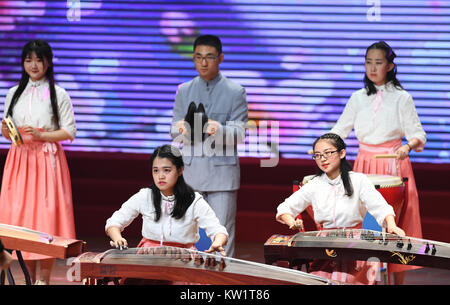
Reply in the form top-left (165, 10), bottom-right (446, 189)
top-left (330, 82), bottom-right (426, 145)
top-left (276, 172), bottom-right (395, 229)
top-left (4, 78), bottom-right (76, 140)
top-left (105, 189), bottom-right (228, 245)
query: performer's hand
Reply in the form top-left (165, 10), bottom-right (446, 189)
top-left (387, 225), bottom-right (406, 237)
top-left (1, 119), bottom-right (11, 140)
top-left (175, 119), bottom-right (188, 135)
top-left (279, 213), bottom-right (302, 231)
top-left (205, 119), bottom-right (220, 135)
top-left (22, 125), bottom-right (42, 139)
top-left (395, 145), bottom-right (410, 160)
top-left (414, 142), bottom-right (425, 153)
top-left (288, 218), bottom-right (304, 231)
top-left (0, 250), bottom-right (13, 270)
top-left (384, 215), bottom-right (405, 236)
top-left (110, 238), bottom-right (128, 250)
top-left (205, 244), bottom-right (226, 257)
top-left (205, 233), bottom-right (227, 256)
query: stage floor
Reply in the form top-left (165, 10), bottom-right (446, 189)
top-left (4, 236), bottom-right (450, 285)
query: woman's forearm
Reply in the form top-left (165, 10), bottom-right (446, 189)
top-left (106, 226), bottom-right (122, 241)
top-left (38, 129), bottom-right (73, 142)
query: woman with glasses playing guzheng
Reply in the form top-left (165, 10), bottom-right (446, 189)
top-left (276, 133), bottom-right (405, 285)
top-left (329, 41), bottom-right (426, 284)
top-left (105, 145), bottom-right (228, 284)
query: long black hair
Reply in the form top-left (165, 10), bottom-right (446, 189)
top-left (7, 40), bottom-right (60, 127)
top-left (364, 41), bottom-right (403, 96)
top-left (149, 145), bottom-right (195, 221)
top-left (313, 133), bottom-right (354, 196)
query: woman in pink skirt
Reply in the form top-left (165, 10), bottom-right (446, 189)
top-left (330, 41), bottom-right (426, 284)
top-left (0, 40), bottom-right (76, 285)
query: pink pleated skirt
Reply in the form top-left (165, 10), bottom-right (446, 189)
top-left (0, 133), bottom-right (76, 260)
top-left (354, 139), bottom-right (422, 273)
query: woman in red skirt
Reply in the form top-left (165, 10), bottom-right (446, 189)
top-left (0, 40), bottom-right (77, 285)
top-left (330, 41), bottom-right (426, 284)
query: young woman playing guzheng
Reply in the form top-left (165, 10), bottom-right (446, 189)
top-left (0, 40), bottom-right (77, 285)
top-left (329, 41), bottom-right (426, 284)
top-left (105, 145), bottom-right (228, 283)
top-left (276, 133), bottom-right (405, 285)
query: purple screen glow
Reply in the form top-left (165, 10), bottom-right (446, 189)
top-left (0, 0), bottom-right (448, 163)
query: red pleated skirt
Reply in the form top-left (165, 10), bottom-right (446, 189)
top-left (0, 133), bottom-right (75, 260)
top-left (354, 139), bottom-right (422, 273)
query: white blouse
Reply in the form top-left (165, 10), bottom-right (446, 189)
top-left (105, 189), bottom-right (228, 245)
top-left (3, 78), bottom-right (76, 140)
top-left (276, 172), bottom-right (395, 229)
top-left (330, 82), bottom-right (426, 145)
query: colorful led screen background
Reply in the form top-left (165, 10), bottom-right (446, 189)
top-left (0, 0), bottom-right (449, 163)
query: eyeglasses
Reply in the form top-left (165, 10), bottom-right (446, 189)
top-left (193, 54), bottom-right (219, 63)
top-left (312, 150), bottom-right (339, 160)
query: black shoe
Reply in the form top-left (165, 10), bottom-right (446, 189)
top-left (184, 101), bottom-right (196, 141)
top-left (184, 101), bottom-right (196, 127)
top-left (196, 103), bottom-right (209, 141)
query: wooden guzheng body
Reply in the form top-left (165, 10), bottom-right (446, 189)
top-left (264, 229), bottom-right (450, 270)
top-left (72, 246), bottom-right (339, 285)
top-left (0, 223), bottom-right (85, 259)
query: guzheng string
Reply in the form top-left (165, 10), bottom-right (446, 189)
top-left (97, 246), bottom-right (335, 284)
top-left (290, 228), bottom-right (450, 249)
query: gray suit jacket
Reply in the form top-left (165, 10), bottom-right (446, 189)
top-left (171, 72), bottom-right (248, 192)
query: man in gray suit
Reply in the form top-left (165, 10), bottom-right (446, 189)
top-left (170, 35), bottom-right (248, 257)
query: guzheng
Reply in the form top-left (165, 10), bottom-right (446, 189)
top-left (0, 223), bottom-right (85, 259)
top-left (71, 246), bottom-right (340, 285)
top-left (264, 229), bottom-right (450, 270)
